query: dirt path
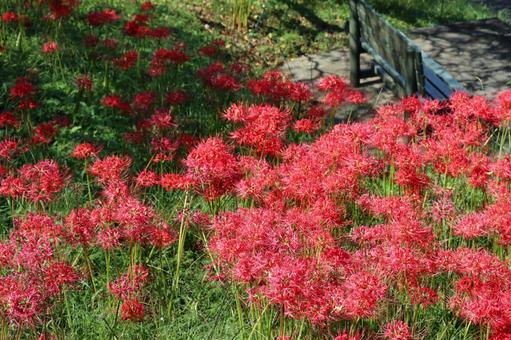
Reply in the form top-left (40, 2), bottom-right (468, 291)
top-left (281, 49), bottom-right (396, 120)
top-left (411, 18), bottom-right (511, 98)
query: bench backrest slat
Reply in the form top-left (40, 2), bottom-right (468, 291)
top-left (422, 53), bottom-right (465, 99)
top-left (425, 79), bottom-right (449, 99)
top-left (355, 1), bottom-right (421, 78)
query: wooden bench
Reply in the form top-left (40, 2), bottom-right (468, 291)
top-left (348, 0), bottom-right (466, 99)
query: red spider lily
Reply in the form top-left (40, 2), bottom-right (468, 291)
top-left (148, 47), bottom-right (189, 77)
top-left (71, 143), bottom-right (101, 159)
top-left (63, 208), bottom-right (99, 247)
top-left (333, 331), bottom-right (363, 340)
top-left (492, 156), bottom-right (511, 182)
top-left (10, 236), bottom-right (54, 272)
top-left (247, 70), bottom-right (311, 103)
top-left (124, 20), bottom-right (148, 37)
top-left (452, 211), bottom-right (491, 240)
top-left (293, 118), bottom-right (320, 134)
top-left (86, 9), bottom-right (119, 26)
top-left (20, 161), bottom-right (67, 203)
top-left (183, 137), bottom-right (241, 200)
top-left (234, 123), bottom-right (379, 206)
top-left (150, 136), bottom-right (179, 162)
top-left (140, 1), bottom-right (155, 11)
top-left (288, 81), bottom-right (313, 103)
top-left (224, 103), bottom-right (291, 156)
top-left (147, 222), bottom-right (177, 248)
top-left (0, 112), bottom-right (19, 128)
top-left (383, 320), bottom-right (412, 340)
top-left (197, 62), bottom-right (241, 91)
top-left (39, 0), bottom-right (80, 20)
top-left (234, 156), bottom-right (276, 201)
top-left (199, 45), bottom-right (218, 57)
top-left (109, 265), bottom-right (149, 300)
top-left (0, 176), bottom-right (24, 199)
top-left (14, 213), bottom-right (62, 241)
top-left (76, 74), bottom-right (93, 92)
top-left (31, 120), bottom-right (62, 144)
top-left (160, 173), bottom-right (195, 191)
top-left (86, 177), bottom-right (177, 247)
top-left (123, 14), bottom-right (169, 39)
top-left (42, 41), bottom-right (58, 53)
top-left (497, 89), bottom-right (511, 111)
top-left (96, 228), bottom-right (121, 250)
top-left (1, 282), bottom-right (43, 327)
top-left (187, 210), bottom-right (212, 229)
top-left (103, 95), bottom-right (133, 115)
top-left (165, 90), bottom-right (188, 106)
top-left (391, 144), bottom-right (430, 194)
top-left (489, 90), bottom-right (511, 127)
top-left (113, 50), bottom-right (138, 70)
top-left (318, 74), bottom-right (366, 107)
top-left (136, 170), bottom-right (160, 187)
top-left (408, 285), bottom-right (439, 308)
top-left (102, 38), bottom-right (119, 49)
top-left (147, 109), bottom-right (177, 130)
top-left (355, 195), bottom-right (431, 239)
top-left (210, 74), bottom-right (242, 91)
top-left (198, 40), bottom-right (224, 57)
top-left (121, 298), bottom-right (145, 321)
top-left (450, 91), bottom-right (494, 122)
top-left (43, 262), bottom-right (80, 295)
top-left (147, 27), bottom-right (170, 39)
top-left (0, 139), bottom-right (22, 160)
top-left (1, 11), bottom-right (18, 23)
top-left (430, 188), bottom-right (456, 223)
top-left (453, 188), bottom-right (511, 245)
top-left (89, 155), bottom-right (132, 184)
top-left (0, 160), bottom-right (67, 203)
top-left (0, 213), bottom-right (78, 329)
top-left (436, 248), bottom-right (511, 334)
top-left (10, 77), bottom-right (36, 98)
top-left (133, 91), bottom-right (156, 111)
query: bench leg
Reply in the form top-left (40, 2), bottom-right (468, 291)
top-left (403, 48), bottom-right (418, 97)
top-left (349, 0), bottom-right (361, 87)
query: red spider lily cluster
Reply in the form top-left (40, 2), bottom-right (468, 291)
top-left (109, 265), bottom-right (149, 321)
top-left (206, 90), bottom-right (511, 338)
top-left (0, 214), bottom-right (79, 327)
top-left (2, 0), bottom-right (511, 338)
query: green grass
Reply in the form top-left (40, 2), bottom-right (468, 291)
top-left (368, 0), bottom-right (493, 30)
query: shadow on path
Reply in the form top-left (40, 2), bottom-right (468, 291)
top-left (411, 18), bottom-right (511, 97)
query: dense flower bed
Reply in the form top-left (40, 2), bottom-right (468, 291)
top-left (1, 0), bottom-right (511, 339)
